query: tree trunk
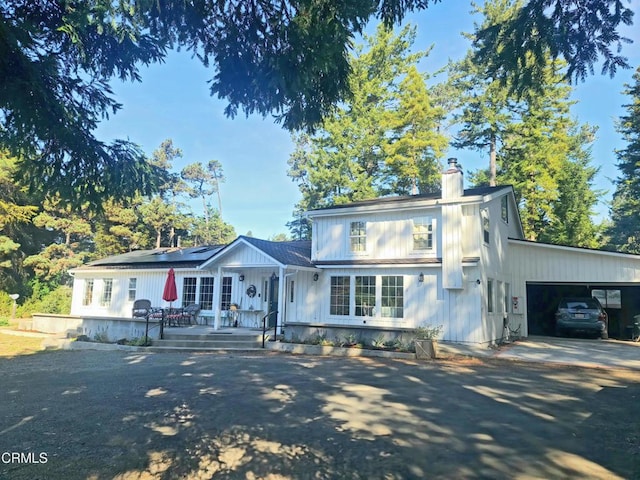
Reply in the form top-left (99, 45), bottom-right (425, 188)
top-left (489, 134), bottom-right (497, 187)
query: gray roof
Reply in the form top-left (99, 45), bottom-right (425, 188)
top-left (235, 236), bottom-right (314, 268)
top-left (80, 245), bottom-right (225, 270)
top-left (307, 185), bottom-right (512, 212)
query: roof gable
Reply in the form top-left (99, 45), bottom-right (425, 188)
top-left (200, 236), bottom-right (314, 270)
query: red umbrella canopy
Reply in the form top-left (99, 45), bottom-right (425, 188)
top-left (162, 268), bottom-right (178, 303)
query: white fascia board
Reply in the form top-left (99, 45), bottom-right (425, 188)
top-left (306, 196), bottom-right (485, 218)
top-left (199, 237), bottom-right (285, 270)
top-left (508, 238), bottom-right (640, 260)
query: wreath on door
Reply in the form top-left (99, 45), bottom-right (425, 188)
top-left (246, 284), bottom-right (257, 298)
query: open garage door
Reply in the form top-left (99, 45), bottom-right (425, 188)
top-left (526, 283), bottom-right (640, 339)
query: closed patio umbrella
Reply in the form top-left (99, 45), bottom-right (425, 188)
top-left (163, 268), bottom-right (178, 305)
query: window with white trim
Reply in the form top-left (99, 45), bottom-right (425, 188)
top-left (183, 277), bottom-right (197, 305)
top-left (355, 276), bottom-right (376, 316)
top-left (100, 279), bottom-right (113, 307)
top-left (381, 276), bottom-right (404, 318)
top-left (221, 276), bottom-right (232, 310)
top-left (199, 277), bottom-right (215, 310)
top-left (504, 282), bottom-right (510, 314)
top-left (83, 279), bottom-right (94, 306)
top-left (482, 211), bottom-right (490, 244)
top-left (413, 217), bottom-right (434, 250)
top-left (128, 278), bottom-right (137, 302)
top-left (487, 278), bottom-right (494, 313)
top-left (330, 276), bottom-right (350, 316)
top-left (501, 196), bottom-right (509, 223)
top-left (350, 221), bottom-right (367, 252)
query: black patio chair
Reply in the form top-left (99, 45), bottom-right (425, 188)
top-left (132, 299), bottom-right (152, 319)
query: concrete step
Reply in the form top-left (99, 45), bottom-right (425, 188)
top-left (152, 338), bottom-right (263, 349)
top-left (162, 332), bottom-right (263, 342)
top-left (145, 345), bottom-right (266, 353)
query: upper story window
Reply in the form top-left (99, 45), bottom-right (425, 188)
top-left (482, 210), bottom-right (490, 244)
top-left (350, 221), bottom-right (367, 253)
top-left (501, 196), bottom-right (509, 223)
top-left (413, 217), bottom-right (434, 250)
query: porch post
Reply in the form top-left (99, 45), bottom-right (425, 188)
top-left (213, 266), bottom-right (223, 330)
top-left (277, 266), bottom-right (285, 334)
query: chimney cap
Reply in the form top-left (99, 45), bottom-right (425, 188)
top-left (445, 157), bottom-right (462, 173)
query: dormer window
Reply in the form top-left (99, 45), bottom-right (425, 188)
top-left (413, 217), bottom-right (434, 250)
top-left (350, 221), bottom-right (367, 252)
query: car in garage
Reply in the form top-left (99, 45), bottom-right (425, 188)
top-left (555, 297), bottom-right (609, 339)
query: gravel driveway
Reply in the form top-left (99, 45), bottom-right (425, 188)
top-left (1, 350), bottom-right (639, 479)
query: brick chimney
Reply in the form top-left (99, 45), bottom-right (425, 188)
top-left (442, 158), bottom-right (463, 200)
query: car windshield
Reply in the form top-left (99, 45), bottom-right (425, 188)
top-left (562, 299), bottom-right (600, 310)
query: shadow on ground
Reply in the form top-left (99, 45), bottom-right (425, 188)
top-left (0, 350), bottom-right (638, 479)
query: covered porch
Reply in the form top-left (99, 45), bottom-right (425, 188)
top-left (199, 236), bottom-right (318, 332)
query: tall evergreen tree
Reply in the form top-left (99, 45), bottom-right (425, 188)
top-left (607, 67), bottom-right (640, 253)
top-left (450, 0), bottom-right (521, 186)
top-left (497, 59), bottom-right (600, 244)
top-left (287, 24), bottom-right (447, 215)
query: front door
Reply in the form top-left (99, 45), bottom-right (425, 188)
top-left (268, 275), bottom-right (279, 328)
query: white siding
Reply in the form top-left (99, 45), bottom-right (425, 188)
top-left (442, 204), bottom-right (463, 289)
top-left (509, 242), bottom-right (640, 283)
top-left (295, 266), bottom-right (488, 343)
top-left (70, 268), bottom-right (236, 318)
top-left (311, 209), bottom-right (441, 262)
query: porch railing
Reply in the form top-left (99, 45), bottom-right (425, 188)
top-left (261, 310), bottom-right (279, 348)
top-left (144, 309), bottom-right (165, 345)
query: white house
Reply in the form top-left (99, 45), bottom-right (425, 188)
top-left (69, 159), bottom-right (640, 345)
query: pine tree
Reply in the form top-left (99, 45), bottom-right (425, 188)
top-left (287, 24), bottom-right (447, 214)
top-left (607, 67), bottom-right (640, 253)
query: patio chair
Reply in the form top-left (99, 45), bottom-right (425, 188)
top-left (183, 304), bottom-right (201, 325)
top-left (132, 299), bottom-right (152, 319)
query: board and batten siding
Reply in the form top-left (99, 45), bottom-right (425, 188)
top-left (312, 210), bottom-right (441, 262)
top-left (298, 266), bottom-right (487, 343)
top-left (508, 241), bottom-right (640, 284)
top-left (213, 243), bottom-right (277, 267)
top-left (71, 268), bottom-right (213, 318)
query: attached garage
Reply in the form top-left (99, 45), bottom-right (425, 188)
top-left (509, 239), bottom-right (640, 340)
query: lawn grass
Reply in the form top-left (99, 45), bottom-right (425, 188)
top-left (0, 331), bottom-right (45, 357)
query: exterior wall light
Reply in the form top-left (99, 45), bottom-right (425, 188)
top-left (418, 273), bottom-right (424, 283)
top-left (239, 274), bottom-right (245, 282)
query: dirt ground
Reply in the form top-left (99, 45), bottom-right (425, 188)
top-left (0, 348), bottom-right (639, 480)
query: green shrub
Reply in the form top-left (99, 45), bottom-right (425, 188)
top-left (16, 286), bottom-right (72, 317)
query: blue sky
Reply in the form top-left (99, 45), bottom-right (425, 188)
top-left (96, 2), bottom-right (640, 239)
